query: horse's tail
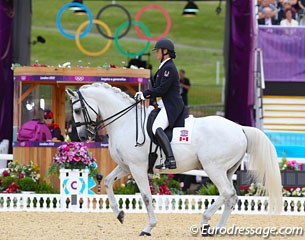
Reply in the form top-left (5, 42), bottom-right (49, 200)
top-left (242, 126), bottom-right (282, 214)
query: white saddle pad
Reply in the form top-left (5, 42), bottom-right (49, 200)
top-left (171, 115), bottom-right (195, 144)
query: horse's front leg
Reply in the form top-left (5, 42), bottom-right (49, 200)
top-left (129, 165), bottom-right (157, 236)
top-left (104, 165), bottom-right (128, 223)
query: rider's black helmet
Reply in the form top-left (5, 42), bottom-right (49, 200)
top-left (152, 38), bottom-right (175, 52)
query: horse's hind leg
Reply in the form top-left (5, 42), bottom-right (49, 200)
top-left (129, 165), bottom-right (157, 236)
top-left (216, 160), bottom-right (241, 228)
top-left (104, 165), bottom-right (128, 223)
top-left (201, 169), bottom-right (236, 230)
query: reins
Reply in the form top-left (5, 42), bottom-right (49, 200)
top-left (96, 100), bottom-right (141, 130)
top-left (135, 100), bottom-right (146, 147)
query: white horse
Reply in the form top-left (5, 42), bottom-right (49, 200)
top-left (66, 82), bottom-right (282, 236)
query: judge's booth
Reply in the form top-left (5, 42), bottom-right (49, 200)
top-left (13, 66), bottom-right (150, 193)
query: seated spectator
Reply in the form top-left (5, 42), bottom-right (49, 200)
top-left (277, 0), bottom-right (297, 22)
top-left (280, 8), bottom-right (299, 25)
top-left (95, 127), bottom-right (109, 144)
top-left (300, 12), bottom-right (305, 25)
top-left (298, 0), bottom-right (305, 21)
top-left (258, 7), bottom-right (279, 25)
top-left (258, 0), bottom-right (278, 19)
top-left (43, 110), bottom-right (64, 141)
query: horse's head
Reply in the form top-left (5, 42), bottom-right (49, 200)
top-left (66, 88), bottom-right (99, 141)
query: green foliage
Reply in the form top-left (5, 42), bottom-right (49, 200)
top-left (114, 179), bottom-right (139, 195)
top-left (114, 174), bottom-right (184, 195)
top-left (34, 181), bottom-right (58, 194)
top-left (7, 161), bottom-right (40, 182)
top-left (197, 182), bottom-right (219, 195)
top-left (1, 176), bottom-right (18, 189)
top-left (149, 174), bottom-right (184, 195)
top-left (282, 187), bottom-right (305, 197)
top-left (46, 162), bottom-right (60, 178)
top-left (19, 177), bottom-right (37, 191)
top-left (241, 183), bottom-right (267, 197)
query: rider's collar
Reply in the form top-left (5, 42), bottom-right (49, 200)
top-left (158, 58), bottom-right (171, 69)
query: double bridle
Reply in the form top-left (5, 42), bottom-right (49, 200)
top-left (71, 90), bottom-right (146, 145)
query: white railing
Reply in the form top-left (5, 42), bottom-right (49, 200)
top-left (0, 194), bottom-right (304, 215)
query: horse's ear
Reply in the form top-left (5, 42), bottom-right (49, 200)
top-left (66, 88), bottom-right (77, 99)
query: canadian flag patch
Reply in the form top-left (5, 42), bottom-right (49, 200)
top-left (164, 70), bottom-right (169, 77)
top-left (179, 130), bottom-right (189, 142)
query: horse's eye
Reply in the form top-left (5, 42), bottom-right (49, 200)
top-left (74, 108), bottom-right (81, 114)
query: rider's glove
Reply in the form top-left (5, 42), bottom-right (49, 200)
top-left (134, 91), bottom-right (145, 100)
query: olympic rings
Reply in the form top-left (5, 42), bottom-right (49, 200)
top-left (114, 21), bottom-right (150, 58)
top-left (56, 3), bottom-right (172, 57)
top-left (56, 2), bottom-right (93, 39)
top-left (96, 4), bottom-right (132, 40)
top-left (75, 19), bottom-right (112, 57)
top-left (134, 5), bottom-right (171, 41)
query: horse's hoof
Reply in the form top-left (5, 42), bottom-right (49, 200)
top-left (201, 224), bottom-right (213, 237)
top-left (139, 231), bottom-right (151, 236)
top-left (117, 211), bottom-right (125, 224)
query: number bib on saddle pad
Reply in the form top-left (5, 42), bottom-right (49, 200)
top-left (146, 109), bottom-right (194, 145)
top-left (171, 115), bottom-right (194, 144)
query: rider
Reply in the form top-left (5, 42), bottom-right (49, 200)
top-left (135, 38), bottom-right (185, 170)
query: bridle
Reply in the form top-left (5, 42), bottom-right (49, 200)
top-left (72, 91), bottom-right (98, 139)
top-left (71, 90), bottom-right (145, 145)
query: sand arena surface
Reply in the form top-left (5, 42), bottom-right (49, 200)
top-left (0, 212), bottom-right (304, 240)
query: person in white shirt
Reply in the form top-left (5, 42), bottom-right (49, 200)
top-left (280, 8), bottom-right (299, 25)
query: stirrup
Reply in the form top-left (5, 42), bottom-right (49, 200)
top-left (155, 159), bottom-right (176, 170)
top-left (155, 163), bottom-right (166, 170)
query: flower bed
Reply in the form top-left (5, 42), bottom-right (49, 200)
top-left (0, 161), bottom-right (56, 193)
top-left (114, 174), bottom-right (184, 195)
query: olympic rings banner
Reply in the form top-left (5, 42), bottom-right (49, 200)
top-left (56, 3), bottom-right (172, 57)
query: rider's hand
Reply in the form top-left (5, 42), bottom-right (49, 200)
top-left (134, 91), bottom-right (145, 100)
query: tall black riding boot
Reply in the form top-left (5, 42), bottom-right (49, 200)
top-left (154, 127), bottom-right (177, 169)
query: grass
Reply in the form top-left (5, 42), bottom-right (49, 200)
top-left (31, 0), bottom-right (226, 105)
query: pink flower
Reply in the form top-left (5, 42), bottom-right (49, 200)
top-left (73, 156), bottom-right (81, 162)
top-left (2, 170), bottom-right (9, 177)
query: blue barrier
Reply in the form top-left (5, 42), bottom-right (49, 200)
top-left (264, 131), bottom-right (305, 158)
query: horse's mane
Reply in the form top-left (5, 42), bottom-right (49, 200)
top-left (80, 82), bottom-right (134, 104)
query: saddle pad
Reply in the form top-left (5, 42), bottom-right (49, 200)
top-left (171, 115), bottom-right (195, 144)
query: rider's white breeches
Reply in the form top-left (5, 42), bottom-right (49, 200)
top-left (152, 107), bottom-right (169, 134)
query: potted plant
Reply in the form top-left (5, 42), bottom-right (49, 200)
top-left (47, 142), bottom-right (97, 178)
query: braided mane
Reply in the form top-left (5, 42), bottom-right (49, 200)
top-left (80, 82), bottom-right (134, 104)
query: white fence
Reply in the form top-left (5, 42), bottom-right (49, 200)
top-left (0, 194), bottom-right (304, 216)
